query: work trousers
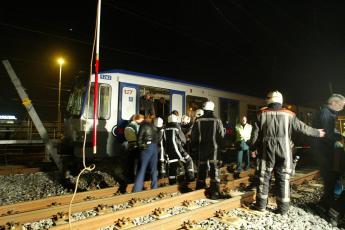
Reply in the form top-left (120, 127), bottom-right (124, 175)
top-left (133, 143), bottom-right (158, 192)
top-left (236, 140), bottom-right (250, 172)
top-left (256, 143), bottom-right (292, 214)
top-left (196, 160), bottom-right (220, 189)
top-left (317, 146), bottom-right (337, 209)
top-left (167, 151), bottom-right (194, 184)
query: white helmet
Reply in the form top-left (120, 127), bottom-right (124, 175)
top-left (168, 114), bottom-right (179, 123)
top-left (181, 115), bottom-right (191, 125)
top-left (195, 109), bottom-right (204, 118)
top-left (266, 91), bottom-right (283, 105)
top-left (203, 101), bottom-right (215, 111)
top-left (154, 117), bottom-right (163, 128)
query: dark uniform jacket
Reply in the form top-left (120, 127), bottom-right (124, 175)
top-left (137, 122), bottom-right (158, 149)
top-left (191, 111), bottom-right (224, 161)
top-left (164, 122), bottom-right (186, 156)
top-left (250, 107), bottom-right (320, 171)
top-left (313, 105), bottom-right (341, 148)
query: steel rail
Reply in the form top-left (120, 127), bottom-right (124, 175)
top-left (50, 189), bottom-right (209, 230)
top-left (0, 183), bottom-right (178, 225)
top-left (133, 170), bottom-right (320, 230)
top-left (50, 170), bottom-right (319, 230)
top-left (0, 169), bottom-right (318, 229)
top-left (0, 167), bottom-right (233, 216)
top-left (0, 178), bottom-right (169, 216)
top-left (133, 192), bottom-right (256, 230)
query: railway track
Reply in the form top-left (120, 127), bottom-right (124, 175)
top-left (0, 166), bottom-right (245, 217)
top-left (0, 169), bottom-right (319, 230)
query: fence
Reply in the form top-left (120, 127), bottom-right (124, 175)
top-left (0, 120), bottom-right (63, 141)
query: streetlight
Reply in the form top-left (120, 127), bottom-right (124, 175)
top-left (57, 57), bottom-right (65, 136)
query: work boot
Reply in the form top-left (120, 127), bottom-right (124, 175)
top-left (169, 178), bottom-right (177, 185)
top-left (185, 172), bottom-right (195, 182)
top-left (209, 182), bottom-right (222, 200)
top-left (196, 180), bottom-right (206, 190)
top-left (254, 197), bottom-right (267, 212)
top-left (251, 204), bottom-right (266, 212)
top-left (274, 208), bottom-right (288, 215)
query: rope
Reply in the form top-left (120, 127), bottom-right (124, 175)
top-left (68, 1), bottom-right (99, 228)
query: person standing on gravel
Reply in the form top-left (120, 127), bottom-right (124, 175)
top-left (312, 93), bottom-right (345, 224)
top-left (133, 115), bottom-right (159, 192)
top-left (191, 101), bottom-right (225, 199)
top-left (249, 90), bottom-right (325, 215)
top-left (235, 115), bottom-right (252, 173)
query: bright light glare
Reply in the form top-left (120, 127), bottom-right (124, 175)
top-left (0, 115), bottom-right (17, 120)
top-left (57, 58), bottom-right (65, 65)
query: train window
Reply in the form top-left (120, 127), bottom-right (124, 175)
top-left (99, 84), bottom-right (111, 119)
top-left (186, 95), bottom-right (208, 119)
top-left (83, 83), bottom-right (111, 119)
top-left (66, 87), bottom-right (85, 117)
top-left (139, 86), bottom-right (170, 119)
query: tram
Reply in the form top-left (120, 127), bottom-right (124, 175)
top-left (63, 69), bottom-right (315, 161)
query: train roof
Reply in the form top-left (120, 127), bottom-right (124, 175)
top-left (100, 69), bottom-right (234, 94)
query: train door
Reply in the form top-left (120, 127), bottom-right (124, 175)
top-left (219, 97), bottom-right (239, 156)
top-left (114, 82), bottom-right (140, 142)
top-left (219, 97), bottom-right (239, 129)
top-left (170, 90), bottom-right (185, 117)
top-left (118, 82), bottom-right (139, 123)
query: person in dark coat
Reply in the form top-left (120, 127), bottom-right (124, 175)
top-left (249, 91), bottom-right (325, 215)
top-left (312, 93), bottom-right (345, 225)
top-left (164, 114), bottom-right (194, 184)
top-left (191, 101), bottom-right (225, 199)
top-left (133, 115), bottom-right (158, 192)
top-left (123, 114), bottom-right (144, 191)
top-left (139, 92), bottom-right (155, 116)
top-left (155, 97), bottom-right (169, 120)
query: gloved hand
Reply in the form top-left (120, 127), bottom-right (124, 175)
top-left (334, 141), bottom-right (344, 149)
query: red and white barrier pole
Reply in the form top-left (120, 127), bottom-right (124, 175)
top-left (93, 0), bottom-right (101, 154)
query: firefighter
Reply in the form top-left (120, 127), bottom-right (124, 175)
top-left (154, 117), bottom-right (167, 178)
top-left (249, 91), bottom-right (325, 214)
top-left (191, 101), bottom-right (225, 199)
top-left (164, 114), bottom-right (195, 184)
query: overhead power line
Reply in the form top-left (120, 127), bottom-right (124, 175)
top-left (207, 0), bottom-right (257, 49)
top-left (104, 0), bottom-right (218, 49)
top-left (0, 21), bottom-right (169, 62)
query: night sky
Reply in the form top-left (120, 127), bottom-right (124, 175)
top-left (1, 0), bottom-right (345, 121)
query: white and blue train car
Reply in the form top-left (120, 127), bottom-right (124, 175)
top-left (64, 69), bottom-right (313, 159)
